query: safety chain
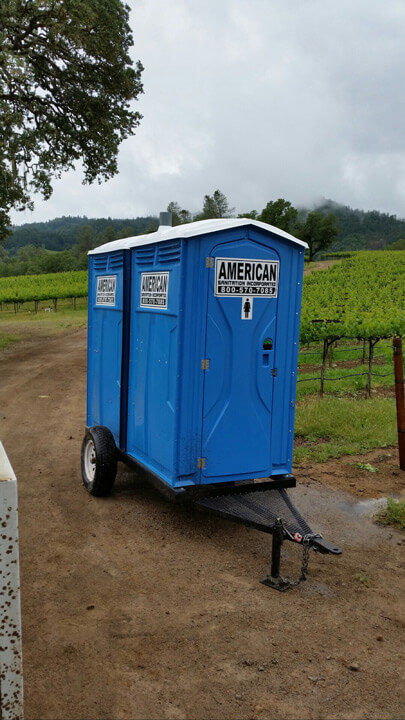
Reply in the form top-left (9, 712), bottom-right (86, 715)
top-left (299, 532), bottom-right (324, 581)
top-left (299, 535), bottom-right (311, 581)
top-left (281, 525), bottom-right (324, 585)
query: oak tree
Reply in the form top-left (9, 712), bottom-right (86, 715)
top-left (296, 211), bottom-right (338, 261)
top-left (259, 198), bottom-right (298, 233)
top-left (197, 189), bottom-right (235, 220)
top-left (0, 0), bottom-right (143, 239)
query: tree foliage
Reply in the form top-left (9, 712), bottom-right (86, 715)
top-left (0, 0), bottom-right (143, 240)
top-left (166, 201), bottom-right (192, 226)
top-left (296, 211), bottom-right (338, 261)
top-left (167, 190), bottom-right (235, 223)
top-left (315, 199), bottom-right (405, 251)
top-left (5, 215), bottom-right (156, 253)
top-left (258, 198), bottom-right (298, 233)
top-left (386, 237), bottom-right (405, 251)
top-left (238, 210), bottom-right (258, 220)
top-left (75, 225), bottom-right (97, 255)
top-left (196, 189), bottom-right (235, 220)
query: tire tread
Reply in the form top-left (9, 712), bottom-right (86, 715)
top-left (81, 425), bottom-right (117, 496)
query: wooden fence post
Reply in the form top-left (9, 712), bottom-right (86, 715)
top-left (0, 442), bottom-right (24, 720)
top-left (393, 337), bottom-right (405, 471)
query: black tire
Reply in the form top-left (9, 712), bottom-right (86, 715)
top-left (81, 426), bottom-right (117, 496)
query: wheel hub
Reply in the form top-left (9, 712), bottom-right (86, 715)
top-left (84, 439), bottom-right (96, 481)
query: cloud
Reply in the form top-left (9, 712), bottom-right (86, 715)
top-left (10, 0), bottom-right (405, 225)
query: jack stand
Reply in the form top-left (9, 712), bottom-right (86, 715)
top-left (261, 517), bottom-right (291, 591)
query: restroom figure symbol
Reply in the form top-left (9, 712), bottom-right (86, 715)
top-left (241, 296), bottom-right (253, 320)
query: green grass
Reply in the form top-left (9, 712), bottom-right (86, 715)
top-left (294, 396), bottom-right (397, 464)
top-left (0, 333), bottom-right (20, 351)
top-left (351, 462), bottom-right (380, 473)
top-left (376, 498), bottom-right (405, 530)
top-left (0, 297), bottom-right (87, 345)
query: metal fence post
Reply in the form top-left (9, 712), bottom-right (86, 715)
top-left (393, 337), bottom-right (405, 471)
top-left (0, 442), bottom-right (24, 720)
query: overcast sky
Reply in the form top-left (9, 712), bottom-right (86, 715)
top-left (11, 0), bottom-right (405, 226)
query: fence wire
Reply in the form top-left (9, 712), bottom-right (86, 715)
top-left (297, 370), bottom-right (394, 384)
top-left (297, 340), bottom-right (397, 390)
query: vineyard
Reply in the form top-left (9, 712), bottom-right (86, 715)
top-left (0, 251), bottom-right (404, 349)
top-left (300, 251), bottom-right (405, 396)
top-left (301, 252), bottom-right (405, 342)
top-left (0, 270), bottom-right (87, 311)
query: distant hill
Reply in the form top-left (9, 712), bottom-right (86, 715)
top-left (312, 199), bottom-right (405, 251)
top-left (6, 201), bottom-right (405, 255)
top-left (6, 215), bottom-right (158, 254)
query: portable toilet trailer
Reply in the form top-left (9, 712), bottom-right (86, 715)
top-left (81, 216), bottom-right (342, 588)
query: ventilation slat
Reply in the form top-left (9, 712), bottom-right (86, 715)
top-left (135, 247), bottom-right (156, 265)
top-left (108, 252), bottom-right (124, 270)
top-left (157, 241), bottom-right (181, 264)
top-left (93, 254), bottom-right (108, 272)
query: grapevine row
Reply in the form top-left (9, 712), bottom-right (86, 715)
top-left (300, 251), bottom-right (405, 343)
top-left (0, 271), bottom-right (88, 305)
top-left (0, 253), bottom-right (404, 343)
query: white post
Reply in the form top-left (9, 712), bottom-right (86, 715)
top-left (0, 442), bottom-right (23, 720)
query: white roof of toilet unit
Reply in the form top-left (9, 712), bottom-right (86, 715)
top-left (89, 217), bottom-right (308, 255)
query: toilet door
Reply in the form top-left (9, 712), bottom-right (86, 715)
top-left (201, 238), bottom-right (279, 481)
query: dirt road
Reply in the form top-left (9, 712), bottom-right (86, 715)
top-left (0, 328), bottom-right (404, 719)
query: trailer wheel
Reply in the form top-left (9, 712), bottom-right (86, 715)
top-left (81, 426), bottom-right (117, 496)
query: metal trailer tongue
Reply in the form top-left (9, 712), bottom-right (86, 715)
top-left (187, 477), bottom-right (342, 590)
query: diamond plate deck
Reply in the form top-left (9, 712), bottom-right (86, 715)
top-left (195, 487), bottom-right (313, 537)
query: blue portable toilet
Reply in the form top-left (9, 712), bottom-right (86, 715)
top-left (81, 217), bottom-right (308, 497)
